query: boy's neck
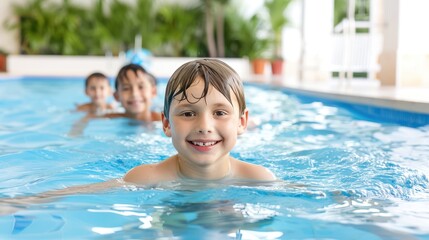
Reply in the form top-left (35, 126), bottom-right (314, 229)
top-left (175, 155), bottom-right (232, 181)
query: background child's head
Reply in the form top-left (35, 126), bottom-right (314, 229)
top-left (115, 64), bottom-right (157, 92)
top-left (84, 72), bottom-right (112, 106)
top-left (163, 59), bottom-right (246, 120)
top-left (114, 63), bottom-right (157, 115)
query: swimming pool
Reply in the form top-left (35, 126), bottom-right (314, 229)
top-left (0, 76), bottom-right (429, 239)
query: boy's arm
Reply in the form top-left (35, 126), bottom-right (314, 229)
top-left (75, 103), bottom-right (91, 112)
top-left (68, 114), bottom-right (93, 137)
top-left (41, 178), bottom-right (125, 197)
top-left (0, 179), bottom-right (125, 214)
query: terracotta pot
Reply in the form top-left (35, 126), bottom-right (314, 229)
top-left (271, 59), bottom-right (284, 75)
top-left (251, 58), bottom-right (267, 75)
top-left (0, 55), bottom-right (6, 72)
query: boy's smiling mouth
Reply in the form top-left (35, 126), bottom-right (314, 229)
top-left (190, 141), bottom-right (218, 146)
top-left (127, 100), bottom-right (144, 107)
top-left (187, 140), bottom-right (222, 151)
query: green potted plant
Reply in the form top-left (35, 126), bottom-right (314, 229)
top-left (0, 49), bottom-right (7, 72)
top-left (243, 15), bottom-right (271, 75)
top-left (265, 0), bottom-right (292, 75)
top-left (248, 39), bottom-right (270, 75)
top-left (224, 8), bottom-right (270, 74)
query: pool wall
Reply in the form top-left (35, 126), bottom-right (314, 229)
top-left (250, 83), bottom-right (429, 127)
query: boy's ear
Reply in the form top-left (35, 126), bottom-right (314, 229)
top-left (113, 91), bottom-right (119, 101)
top-left (162, 112), bottom-right (172, 137)
top-left (237, 109), bottom-right (249, 135)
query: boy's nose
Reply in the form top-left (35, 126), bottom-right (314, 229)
top-left (198, 128), bottom-right (211, 134)
top-left (93, 89), bottom-right (101, 97)
top-left (196, 114), bottom-right (213, 134)
top-left (131, 87), bottom-right (139, 97)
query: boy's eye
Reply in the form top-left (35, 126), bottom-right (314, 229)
top-left (214, 110), bottom-right (227, 116)
top-left (182, 111), bottom-right (195, 117)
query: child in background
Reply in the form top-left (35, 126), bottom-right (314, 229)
top-left (68, 65), bottom-right (160, 137)
top-left (75, 72), bottom-right (115, 115)
top-left (104, 63), bottom-right (162, 121)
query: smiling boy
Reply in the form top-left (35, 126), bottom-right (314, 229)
top-left (123, 59), bottom-right (276, 184)
top-left (105, 63), bottom-right (161, 121)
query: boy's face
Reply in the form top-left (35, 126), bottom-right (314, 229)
top-left (162, 77), bottom-right (248, 167)
top-left (114, 70), bottom-right (155, 114)
top-left (85, 77), bottom-right (112, 106)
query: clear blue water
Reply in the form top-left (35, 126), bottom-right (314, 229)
top-left (0, 77), bottom-right (429, 239)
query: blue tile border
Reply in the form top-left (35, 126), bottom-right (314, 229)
top-left (246, 82), bottom-right (429, 128)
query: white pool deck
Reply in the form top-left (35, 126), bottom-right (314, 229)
top-left (269, 78), bottom-right (429, 115)
top-left (1, 55), bottom-right (429, 115)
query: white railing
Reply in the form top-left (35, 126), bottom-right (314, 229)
top-left (330, 33), bottom-right (381, 80)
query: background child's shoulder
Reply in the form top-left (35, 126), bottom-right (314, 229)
top-left (75, 103), bottom-right (91, 112)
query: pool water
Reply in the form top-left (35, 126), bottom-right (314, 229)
top-left (0, 77), bottom-right (429, 239)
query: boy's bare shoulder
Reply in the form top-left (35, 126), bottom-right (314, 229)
top-left (103, 112), bottom-right (126, 119)
top-left (107, 103), bottom-right (116, 110)
top-left (123, 157), bottom-right (178, 184)
top-left (232, 159), bottom-right (276, 181)
top-left (76, 103), bottom-right (91, 111)
top-left (102, 111), bottom-right (161, 121)
top-left (123, 163), bottom-right (159, 183)
top-left (151, 111), bottom-right (162, 121)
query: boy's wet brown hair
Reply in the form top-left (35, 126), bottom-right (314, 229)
top-left (115, 63), bottom-right (157, 90)
top-left (163, 58), bottom-right (246, 120)
top-left (85, 72), bottom-right (109, 88)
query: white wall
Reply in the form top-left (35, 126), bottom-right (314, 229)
top-left (398, 0), bottom-right (429, 53)
top-left (300, 0), bottom-right (334, 81)
top-left (396, 0), bottom-right (429, 87)
top-left (6, 55), bottom-right (251, 80)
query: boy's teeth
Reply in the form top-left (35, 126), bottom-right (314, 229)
top-left (192, 141), bottom-right (216, 146)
